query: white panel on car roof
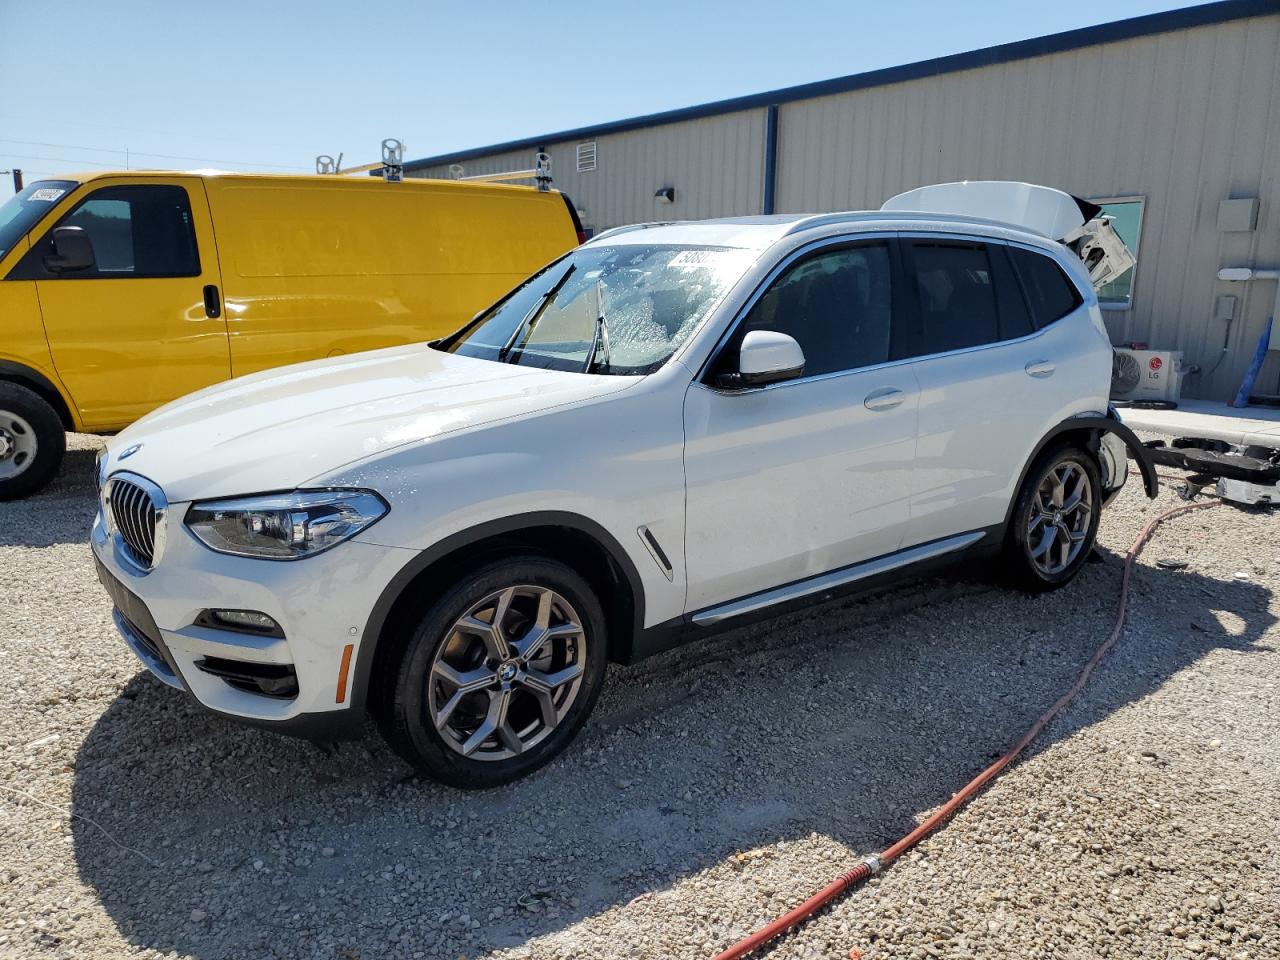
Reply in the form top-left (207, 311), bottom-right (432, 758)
top-left (882, 181), bottom-right (1091, 241)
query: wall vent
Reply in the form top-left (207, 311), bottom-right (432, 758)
top-left (576, 141), bottom-right (597, 173)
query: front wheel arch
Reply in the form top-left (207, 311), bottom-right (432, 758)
top-left (354, 513), bottom-right (646, 721)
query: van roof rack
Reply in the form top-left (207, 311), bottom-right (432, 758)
top-left (316, 139), bottom-right (405, 181)
top-left (447, 152), bottom-right (553, 192)
top-left (315, 142), bottom-right (552, 191)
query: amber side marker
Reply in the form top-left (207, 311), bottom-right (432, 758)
top-left (335, 644), bottom-right (354, 704)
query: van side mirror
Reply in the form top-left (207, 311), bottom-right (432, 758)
top-left (716, 330), bottom-right (806, 389)
top-left (44, 225), bottom-right (96, 273)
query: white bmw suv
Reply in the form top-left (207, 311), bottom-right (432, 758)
top-left (92, 182), bottom-right (1155, 787)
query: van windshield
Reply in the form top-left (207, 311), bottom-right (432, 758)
top-left (0, 181), bottom-right (79, 261)
top-left (438, 243), bottom-right (756, 375)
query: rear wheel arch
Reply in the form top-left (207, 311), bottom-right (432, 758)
top-left (354, 512), bottom-right (644, 717)
top-left (0, 360), bottom-right (76, 431)
top-left (1002, 413), bottom-right (1156, 531)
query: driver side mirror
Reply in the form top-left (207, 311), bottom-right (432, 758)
top-left (44, 225), bottom-right (96, 274)
top-left (716, 330), bottom-right (806, 389)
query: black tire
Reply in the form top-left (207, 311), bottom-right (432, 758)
top-left (376, 555), bottom-right (608, 789)
top-left (1004, 442), bottom-right (1102, 593)
top-left (0, 382), bottom-right (66, 501)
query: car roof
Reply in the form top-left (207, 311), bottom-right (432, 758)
top-left (588, 211), bottom-right (1057, 251)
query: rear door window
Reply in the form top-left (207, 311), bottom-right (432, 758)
top-left (909, 241), bottom-right (1001, 354)
top-left (1008, 247), bottom-right (1083, 328)
top-left (47, 185), bottom-right (200, 278)
top-left (906, 239), bottom-right (1041, 355)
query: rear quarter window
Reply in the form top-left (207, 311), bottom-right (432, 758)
top-left (1009, 247), bottom-right (1084, 328)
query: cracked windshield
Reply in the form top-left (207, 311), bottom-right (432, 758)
top-left (441, 244), bottom-right (756, 374)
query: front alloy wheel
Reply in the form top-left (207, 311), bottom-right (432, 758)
top-left (378, 556), bottom-right (607, 788)
top-left (429, 585), bottom-right (587, 760)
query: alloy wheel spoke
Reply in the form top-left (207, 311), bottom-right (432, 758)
top-left (515, 621), bottom-right (583, 661)
top-left (522, 662), bottom-right (583, 694)
top-left (1055, 527), bottom-right (1072, 569)
top-left (1031, 524), bottom-right (1057, 559)
top-left (527, 685), bottom-right (559, 727)
top-left (1061, 472), bottom-right (1086, 510)
top-left (534, 588), bottom-right (554, 629)
top-left (456, 602), bottom-right (514, 660)
top-left (431, 662), bottom-right (497, 728)
top-left (1050, 468), bottom-right (1068, 508)
top-left (461, 688), bottom-right (514, 757)
top-left (433, 661), bottom-right (496, 694)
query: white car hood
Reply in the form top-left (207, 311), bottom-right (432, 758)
top-left (104, 344), bottom-right (634, 503)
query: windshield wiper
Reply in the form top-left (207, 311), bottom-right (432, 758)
top-left (584, 278), bottom-right (612, 374)
top-left (498, 263), bottom-right (576, 362)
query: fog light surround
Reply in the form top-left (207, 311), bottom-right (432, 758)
top-left (197, 608), bottom-right (285, 638)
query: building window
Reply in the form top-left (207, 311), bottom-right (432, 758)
top-left (1092, 197), bottom-right (1144, 309)
top-left (576, 141), bottom-right (597, 173)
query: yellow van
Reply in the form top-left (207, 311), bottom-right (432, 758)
top-left (0, 171), bottom-right (582, 498)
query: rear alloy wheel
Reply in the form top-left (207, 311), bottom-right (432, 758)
top-left (1006, 444), bottom-right (1101, 592)
top-left (378, 557), bottom-right (607, 788)
top-left (0, 383), bottom-right (66, 501)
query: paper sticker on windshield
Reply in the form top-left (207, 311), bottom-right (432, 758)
top-left (27, 188), bottom-right (66, 202)
top-left (669, 250), bottom-right (719, 267)
top-left (668, 248), bottom-right (753, 275)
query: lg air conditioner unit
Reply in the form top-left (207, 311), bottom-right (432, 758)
top-left (1110, 348), bottom-right (1183, 403)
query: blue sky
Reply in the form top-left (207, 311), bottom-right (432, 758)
top-left (1, 0), bottom-right (1200, 199)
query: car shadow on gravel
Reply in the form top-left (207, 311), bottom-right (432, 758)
top-left (0, 446), bottom-right (101, 547)
top-left (68, 553), bottom-right (1274, 960)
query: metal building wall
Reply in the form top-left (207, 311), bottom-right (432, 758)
top-left (776, 12), bottom-right (1280, 401)
top-left (410, 10), bottom-right (1279, 401)
top-left (411, 108), bottom-right (768, 237)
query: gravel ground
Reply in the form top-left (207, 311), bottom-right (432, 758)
top-left (1, 434), bottom-right (1278, 960)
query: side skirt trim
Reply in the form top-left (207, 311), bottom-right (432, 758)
top-left (690, 530), bottom-right (986, 627)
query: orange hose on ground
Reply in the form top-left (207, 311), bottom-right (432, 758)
top-left (713, 499), bottom-right (1221, 959)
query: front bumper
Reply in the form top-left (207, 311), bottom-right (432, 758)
top-left (92, 501), bottom-right (412, 739)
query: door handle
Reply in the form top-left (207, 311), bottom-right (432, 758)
top-left (864, 387), bottom-right (906, 412)
top-left (1025, 360), bottom-right (1055, 379)
top-left (203, 284), bottom-right (222, 319)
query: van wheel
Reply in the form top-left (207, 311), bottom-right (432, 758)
top-left (0, 383), bottom-right (65, 501)
top-left (1004, 443), bottom-right (1101, 592)
top-left (376, 556), bottom-right (608, 788)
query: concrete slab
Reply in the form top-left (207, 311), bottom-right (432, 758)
top-left (1118, 398), bottom-right (1280, 448)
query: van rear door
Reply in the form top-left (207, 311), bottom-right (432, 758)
top-left (13, 176), bottom-right (230, 431)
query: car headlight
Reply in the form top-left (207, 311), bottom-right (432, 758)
top-left (95, 449), bottom-right (107, 492)
top-left (184, 489), bottom-right (388, 560)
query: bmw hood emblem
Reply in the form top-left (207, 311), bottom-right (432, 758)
top-left (118, 443), bottom-right (143, 461)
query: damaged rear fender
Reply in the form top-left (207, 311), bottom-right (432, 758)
top-left (1007, 412), bottom-right (1159, 525)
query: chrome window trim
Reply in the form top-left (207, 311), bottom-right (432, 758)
top-left (697, 229), bottom-right (1082, 396)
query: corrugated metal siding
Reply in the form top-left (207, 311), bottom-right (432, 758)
top-left (411, 109), bottom-right (767, 235)
top-left (410, 12), bottom-right (1279, 400)
top-left (775, 13), bottom-right (1280, 399)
